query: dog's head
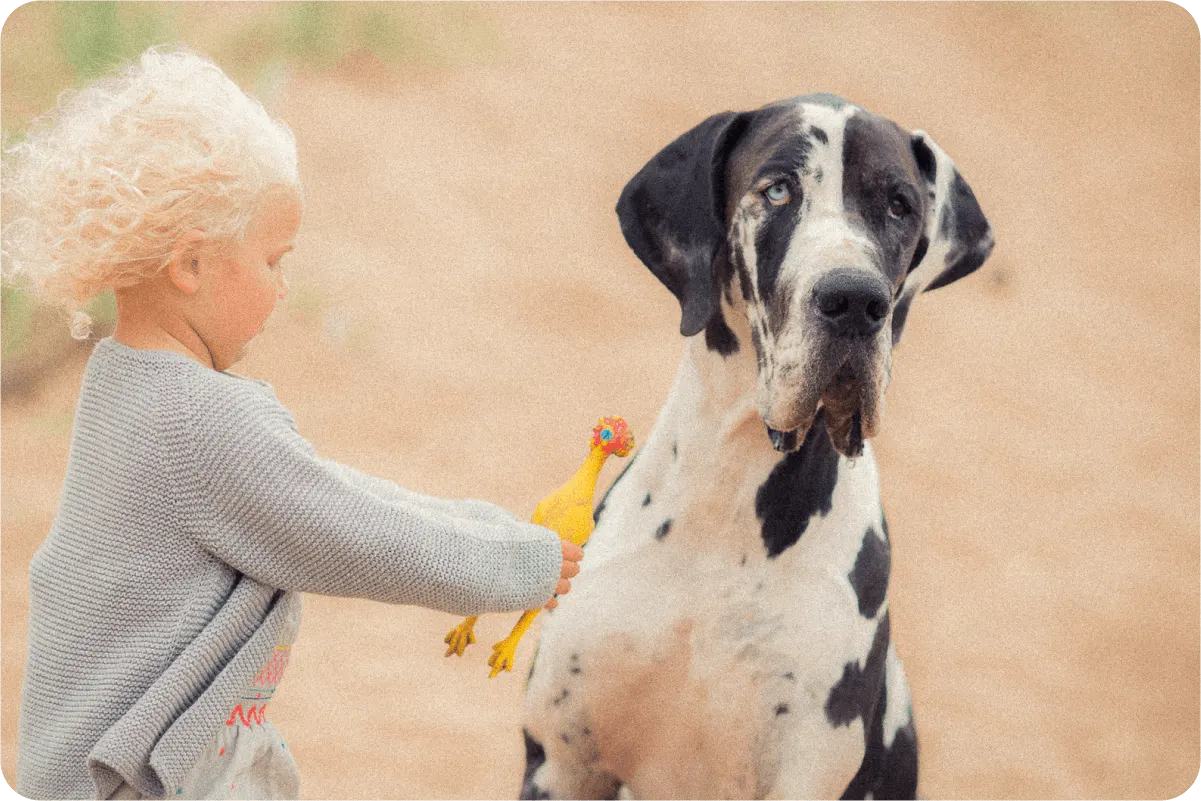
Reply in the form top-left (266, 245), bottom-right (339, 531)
top-left (617, 94), bottom-right (994, 456)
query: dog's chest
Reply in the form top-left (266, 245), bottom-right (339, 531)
top-left (526, 419), bottom-right (889, 796)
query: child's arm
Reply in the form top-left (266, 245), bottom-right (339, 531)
top-left (179, 378), bottom-right (561, 617)
top-left (319, 459), bottom-right (520, 526)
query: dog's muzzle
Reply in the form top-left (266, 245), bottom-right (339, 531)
top-left (762, 270), bottom-right (892, 456)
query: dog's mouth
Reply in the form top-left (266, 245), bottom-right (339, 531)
top-left (765, 359), bottom-right (879, 457)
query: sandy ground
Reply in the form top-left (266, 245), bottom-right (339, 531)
top-left (2, 3), bottom-right (1199, 798)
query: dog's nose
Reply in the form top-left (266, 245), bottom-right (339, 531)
top-left (812, 269), bottom-right (892, 337)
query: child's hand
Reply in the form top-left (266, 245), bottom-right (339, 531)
top-left (544, 540), bottom-right (584, 610)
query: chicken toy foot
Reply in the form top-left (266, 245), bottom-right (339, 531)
top-left (443, 416), bottom-right (634, 677)
top-left (487, 609), bottom-right (539, 677)
top-left (444, 616), bottom-right (478, 657)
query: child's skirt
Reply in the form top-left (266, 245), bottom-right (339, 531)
top-left (112, 600), bottom-right (302, 800)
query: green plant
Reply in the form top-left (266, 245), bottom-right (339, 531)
top-left (57, 2), bottom-right (174, 82)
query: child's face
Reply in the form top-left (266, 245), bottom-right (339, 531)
top-left (198, 189), bottom-right (300, 370)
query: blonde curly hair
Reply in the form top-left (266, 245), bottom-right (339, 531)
top-left (1, 45), bottom-right (300, 308)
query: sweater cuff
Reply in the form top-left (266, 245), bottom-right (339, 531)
top-left (486, 529), bottom-right (562, 613)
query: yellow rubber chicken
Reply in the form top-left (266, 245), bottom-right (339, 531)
top-left (443, 416), bottom-right (635, 677)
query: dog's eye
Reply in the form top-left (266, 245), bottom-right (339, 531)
top-left (764, 182), bottom-right (791, 206)
top-left (887, 195), bottom-right (911, 219)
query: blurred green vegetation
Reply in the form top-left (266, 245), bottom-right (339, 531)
top-left (1, 2), bottom-right (497, 387)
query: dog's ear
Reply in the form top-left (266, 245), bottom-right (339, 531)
top-left (616, 111), bottom-right (751, 337)
top-left (891, 131), bottom-right (995, 345)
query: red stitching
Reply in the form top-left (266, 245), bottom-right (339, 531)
top-left (224, 704), bottom-right (268, 727)
top-left (253, 648), bottom-right (291, 687)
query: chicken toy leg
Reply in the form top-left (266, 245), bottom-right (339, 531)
top-left (443, 417), bottom-right (635, 677)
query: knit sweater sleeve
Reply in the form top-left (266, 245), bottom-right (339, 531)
top-left (319, 459), bottom-right (523, 526)
top-left (179, 375), bottom-right (562, 616)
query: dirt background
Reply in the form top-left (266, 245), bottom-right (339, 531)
top-left (2, 3), bottom-right (1199, 799)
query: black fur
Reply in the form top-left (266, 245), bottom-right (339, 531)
top-left (893, 136), bottom-right (994, 344)
top-left (616, 112), bottom-right (752, 337)
top-left (840, 687), bottom-right (919, 800)
top-left (910, 134), bottom-right (937, 184)
top-left (841, 113), bottom-right (926, 288)
top-left (756, 414), bottom-right (841, 558)
top-left (848, 525), bottom-right (890, 618)
top-left (825, 612), bottom-right (890, 729)
top-left (521, 729), bottom-right (551, 800)
top-left (927, 169), bottom-right (994, 291)
top-left (874, 718), bottom-right (919, 799)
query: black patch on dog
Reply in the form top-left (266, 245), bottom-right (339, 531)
top-left (756, 414), bottom-right (841, 558)
top-left (755, 207), bottom-right (804, 332)
top-left (753, 142), bottom-right (810, 317)
top-left (705, 311), bottom-right (740, 355)
top-left (911, 134), bottom-right (937, 184)
top-left (927, 169), bottom-right (994, 292)
top-left (839, 684), bottom-right (886, 800)
top-left (730, 237), bottom-right (756, 303)
top-left (703, 248), bottom-right (741, 355)
top-left (616, 111), bottom-right (753, 338)
top-left (811, 127), bottom-right (828, 144)
top-left (593, 450), bottom-right (639, 524)
top-left (906, 234), bottom-right (928, 276)
top-left (783, 672), bottom-right (795, 681)
top-left (673, 441), bottom-right (678, 460)
top-left (841, 698), bottom-right (919, 800)
top-left (740, 553), bottom-right (747, 566)
top-left (642, 493), bottom-right (652, 507)
top-left (655, 520), bottom-right (673, 540)
top-left (876, 718), bottom-right (919, 800)
top-left (776, 703), bottom-right (790, 716)
top-left (552, 688), bottom-right (570, 706)
top-left (826, 612), bottom-right (890, 728)
top-left (841, 112), bottom-right (926, 287)
top-left (560, 733), bottom-right (571, 744)
top-left (848, 525), bottom-right (890, 618)
top-left (521, 729), bottom-right (551, 800)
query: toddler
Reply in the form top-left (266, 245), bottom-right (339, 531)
top-left (3, 46), bottom-right (581, 800)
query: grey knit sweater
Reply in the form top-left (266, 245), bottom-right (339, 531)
top-left (17, 338), bottom-right (562, 799)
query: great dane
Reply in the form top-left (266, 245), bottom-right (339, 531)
top-left (520, 94), bottom-right (994, 800)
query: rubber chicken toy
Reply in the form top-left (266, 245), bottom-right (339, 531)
top-left (443, 416), bottom-right (635, 677)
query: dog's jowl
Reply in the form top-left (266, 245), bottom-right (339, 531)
top-left (522, 94), bottom-right (993, 800)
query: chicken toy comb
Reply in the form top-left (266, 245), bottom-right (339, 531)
top-left (592, 416), bottom-right (634, 457)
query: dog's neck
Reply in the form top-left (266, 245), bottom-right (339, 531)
top-left (635, 293), bottom-right (879, 560)
top-left (645, 295), bottom-right (783, 525)
top-left (677, 293), bottom-right (767, 450)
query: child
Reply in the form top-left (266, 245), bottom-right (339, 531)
top-left (2, 46), bottom-right (582, 800)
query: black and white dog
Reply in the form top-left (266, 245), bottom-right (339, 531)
top-left (521, 94), bottom-right (993, 800)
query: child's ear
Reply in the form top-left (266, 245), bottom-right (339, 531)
top-left (166, 236), bottom-right (205, 294)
